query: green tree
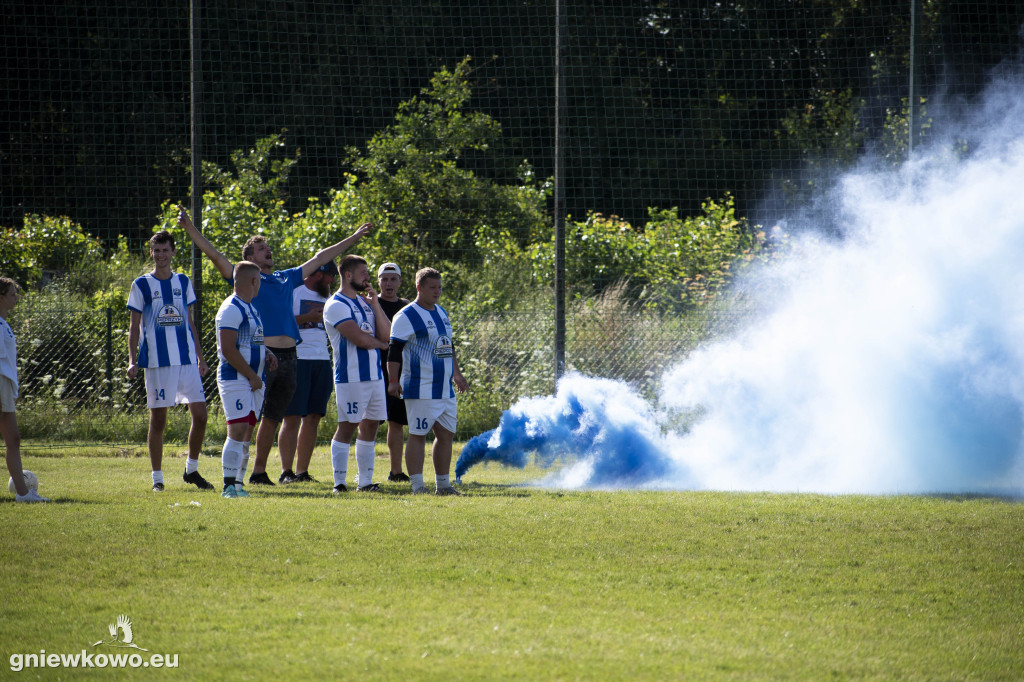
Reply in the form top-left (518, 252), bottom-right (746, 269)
top-left (345, 57), bottom-right (550, 270)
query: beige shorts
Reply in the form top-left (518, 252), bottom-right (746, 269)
top-left (0, 375), bottom-right (17, 412)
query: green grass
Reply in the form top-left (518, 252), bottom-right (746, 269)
top-left (2, 448), bottom-right (1023, 680)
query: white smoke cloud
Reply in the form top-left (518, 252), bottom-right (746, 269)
top-left (660, 71), bottom-right (1024, 495)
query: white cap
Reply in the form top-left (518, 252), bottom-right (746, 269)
top-left (378, 262), bottom-right (401, 277)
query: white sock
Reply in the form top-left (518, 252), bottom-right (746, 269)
top-left (222, 438), bottom-right (243, 483)
top-left (435, 474), bottom-right (450, 489)
top-left (236, 441), bottom-right (251, 485)
top-left (355, 439), bottom-right (375, 487)
top-left (152, 471), bottom-right (164, 485)
top-left (185, 457), bottom-right (198, 475)
top-left (331, 440), bottom-right (350, 487)
top-left (410, 473), bottom-right (425, 490)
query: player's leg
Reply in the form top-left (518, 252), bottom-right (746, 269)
top-left (147, 406), bottom-right (168, 490)
top-left (186, 401), bottom-right (208, 460)
top-left (386, 422), bottom-right (407, 480)
top-left (352, 381), bottom-right (387, 491)
top-left (405, 433), bottom-right (427, 493)
top-left (430, 397), bottom-right (459, 495)
top-left (384, 388), bottom-right (408, 481)
top-left (278, 357), bottom-right (313, 482)
top-left (431, 424), bottom-right (459, 495)
top-left (144, 367), bottom-right (178, 491)
top-left (251, 348), bottom-right (297, 483)
top-left (222, 420), bottom-right (250, 498)
top-left (331, 419), bottom-right (358, 493)
top-left (251, 417), bottom-right (279, 483)
top-left (295, 413), bottom-right (322, 480)
top-left (182, 400), bottom-right (213, 490)
top-left (1, 410), bottom-right (26, 497)
top-left (277, 415), bottom-right (301, 482)
top-left (354, 419), bottom-right (381, 491)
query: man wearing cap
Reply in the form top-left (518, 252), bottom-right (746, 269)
top-left (177, 206), bottom-right (372, 485)
top-left (376, 262), bottom-right (411, 483)
top-left (277, 260), bottom-right (337, 483)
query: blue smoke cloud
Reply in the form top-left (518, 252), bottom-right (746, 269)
top-left (455, 375), bottom-right (687, 488)
top-left (457, 69), bottom-right (1024, 496)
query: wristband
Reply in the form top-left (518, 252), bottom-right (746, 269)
top-left (389, 379), bottom-right (399, 384)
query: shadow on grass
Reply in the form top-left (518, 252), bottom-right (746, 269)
top-left (234, 481), bottom-right (539, 499)
top-left (924, 492), bottom-right (1024, 503)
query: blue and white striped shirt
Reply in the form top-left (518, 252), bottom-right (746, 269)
top-left (126, 272), bottom-right (198, 369)
top-left (389, 302), bottom-right (455, 400)
top-left (323, 292), bottom-right (383, 384)
top-left (215, 295), bottom-right (266, 382)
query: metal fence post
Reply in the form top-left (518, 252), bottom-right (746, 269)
top-left (908, 0), bottom-right (922, 157)
top-left (105, 306), bottom-right (114, 403)
top-left (553, 0), bottom-right (566, 382)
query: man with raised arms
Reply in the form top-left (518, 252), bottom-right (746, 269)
top-left (277, 260), bottom-right (337, 483)
top-left (178, 206), bottom-right (371, 486)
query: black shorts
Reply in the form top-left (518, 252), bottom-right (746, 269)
top-left (261, 347), bottom-right (298, 422)
top-left (285, 359), bottom-right (333, 417)
top-left (382, 361), bottom-right (407, 426)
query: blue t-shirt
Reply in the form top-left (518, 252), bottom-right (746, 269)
top-left (227, 267), bottom-right (304, 344)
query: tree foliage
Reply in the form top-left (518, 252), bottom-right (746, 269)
top-left (5, 1), bottom-right (1019, 242)
top-left (345, 57), bottom-right (550, 270)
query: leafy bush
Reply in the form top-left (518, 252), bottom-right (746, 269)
top-left (0, 214), bottom-right (105, 287)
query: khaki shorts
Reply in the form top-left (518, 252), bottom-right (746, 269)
top-left (0, 375), bottom-right (17, 412)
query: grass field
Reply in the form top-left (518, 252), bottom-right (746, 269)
top-left (2, 446), bottom-right (1023, 680)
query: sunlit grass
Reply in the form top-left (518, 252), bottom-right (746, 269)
top-left (1, 448), bottom-right (1022, 680)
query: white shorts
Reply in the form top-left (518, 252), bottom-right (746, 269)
top-left (0, 375), bottom-right (17, 413)
top-left (405, 397), bottom-right (457, 436)
top-left (218, 379), bottom-right (266, 423)
top-left (335, 380), bottom-right (387, 424)
top-left (144, 364), bottom-right (206, 409)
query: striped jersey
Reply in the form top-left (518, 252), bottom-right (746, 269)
top-left (215, 294), bottom-right (266, 382)
top-left (389, 302), bottom-right (455, 400)
top-left (323, 292), bottom-right (382, 384)
top-left (126, 272), bottom-right (198, 368)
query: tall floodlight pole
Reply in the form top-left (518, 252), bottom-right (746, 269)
top-left (908, 0), bottom-right (921, 157)
top-left (553, 0), bottom-right (566, 381)
top-left (189, 0), bottom-right (203, 332)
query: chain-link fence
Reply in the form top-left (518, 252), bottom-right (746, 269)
top-left (9, 291), bottom-right (723, 445)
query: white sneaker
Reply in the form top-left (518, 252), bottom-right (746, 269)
top-left (16, 489), bottom-right (50, 503)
